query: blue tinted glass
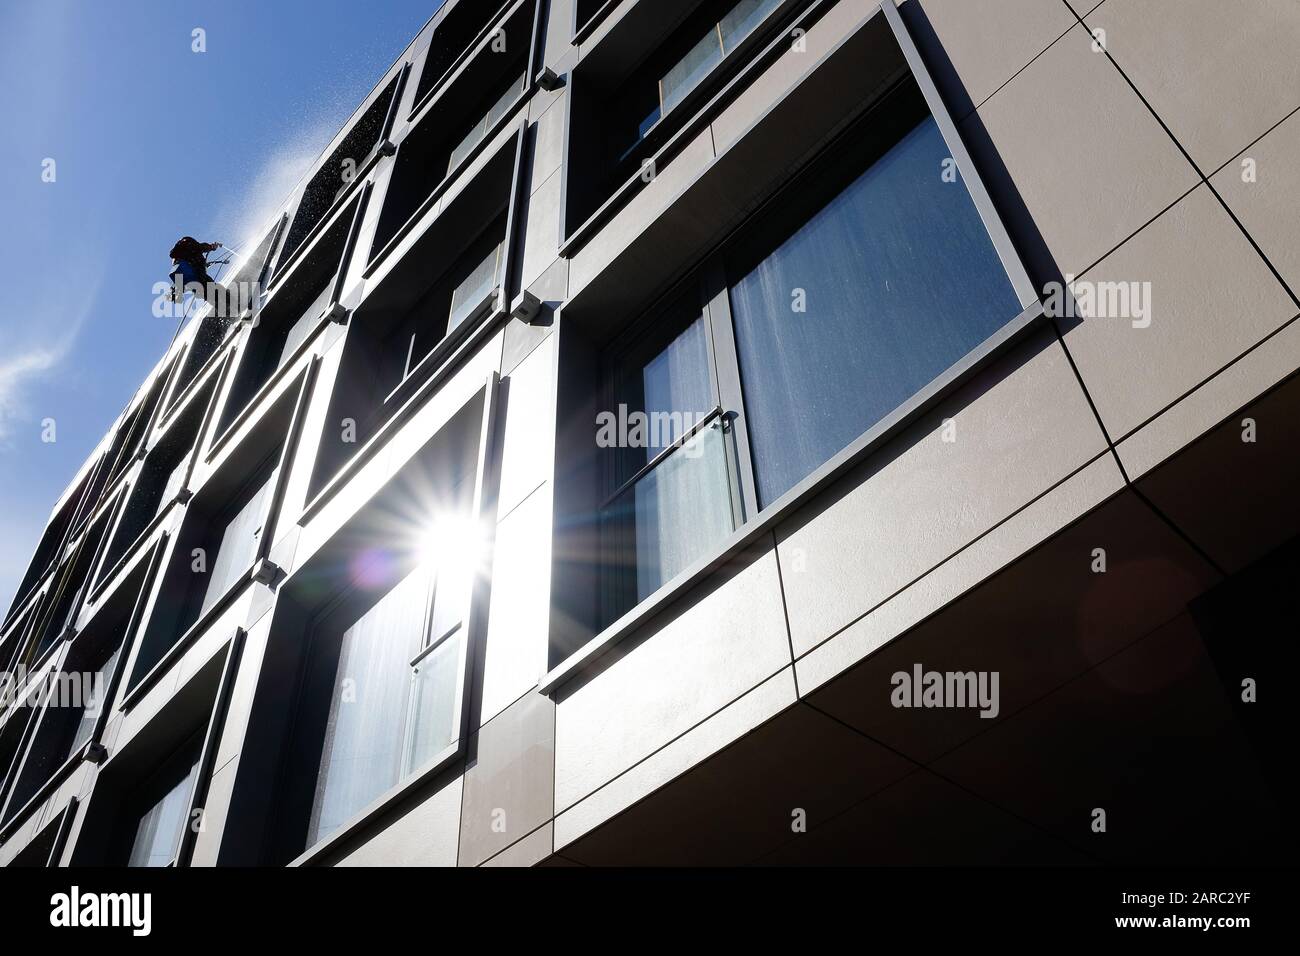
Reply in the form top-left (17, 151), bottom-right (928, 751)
top-left (728, 117), bottom-right (1020, 505)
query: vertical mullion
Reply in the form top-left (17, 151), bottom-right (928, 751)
top-left (175, 628), bottom-right (245, 868)
top-left (701, 259), bottom-right (759, 521)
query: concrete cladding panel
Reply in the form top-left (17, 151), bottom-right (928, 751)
top-left (1059, 185), bottom-right (1296, 441)
top-left (966, 21), bottom-right (1199, 277)
top-left (776, 327), bottom-right (1105, 657)
top-left (897, 0), bottom-right (1076, 117)
top-left (332, 776), bottom-right (463, 867)
top-left (1084, 0), bottom-right (1300, 175)
top-left (1212, 108), bottom-right (1300, 297)
top-left (553, 541), bottom-right (792, 812)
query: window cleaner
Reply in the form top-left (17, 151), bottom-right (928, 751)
top-left (167, 236), bottom-right (225, 303)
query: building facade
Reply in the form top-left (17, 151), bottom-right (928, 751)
top-left (1, 0), bottom-right (1296, 867)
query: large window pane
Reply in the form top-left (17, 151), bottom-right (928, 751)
top-left (660, 30), bottom-right (723, 116)
top-left (728, 117), bottom-right (1021, 505)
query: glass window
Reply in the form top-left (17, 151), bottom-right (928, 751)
top-left (592, 88), bottom-right (1026, 628)
top-left (727, 116), bottom-right (1021, 505)
top-left (405, 634), bottom-right (460, 773)
top-left (125, 739), bottom-right (201, 867)
top-left (294, 522), bottom-right (471, 851)
top-left (276, 281), bottom-right (332, 371)
top-left (306, 564), bottom-right (432, 846)
top-left (600, 305), bottom-right (739, 625)
top-left (198, 467), bottom-right (276, 619)
top-left (634, 0), bottom-right (782, 146)
top-left (447, 71), bottom-right (526, 175)
top-left (719, 0), bottom-right (779, 52)
top-left (660, 29), bottom-right (725, 118)
top-left (4, 642), bottom-right (124, 821)
top-left (67, 645), bottom-right (120, 756)
top-left (448, 238), bottom-right (504, 333)
top-left (385, 217), bottom-right (508, 395)
top-left (602, 419), bottom-right (737, 620)
top-left (156, 457), bottom-right (189, 519)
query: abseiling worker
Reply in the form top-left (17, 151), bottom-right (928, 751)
top-left (168, 236), bottom-right (222, 300)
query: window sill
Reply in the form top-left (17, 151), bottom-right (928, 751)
top-left (286, 738), bottom-right (462, 867)
top-left (540, 299), bottom-right (1047, 695)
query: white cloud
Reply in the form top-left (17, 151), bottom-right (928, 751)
top-left (0, 279), bottom-right (100, 444)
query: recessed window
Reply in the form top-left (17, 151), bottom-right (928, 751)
top-left (218, 197), bottom-right (356, 437)
top-left (565, 80), bottom-right (1026, 631)
top-left (292, 561), bottom-right (461, 849)
top-left (599, 297), bottom-right (740, 623)
top-left (98, 385), bottom-right (210, 582)
top-left (410, 0), bottom-right (519, 112)
top-left (25, 503), bottom-right (118, 663)
top-left (118, 733), bottom-right (202, 867)
top-left (0, 706), bottom-right (38, 814)
top-left (273, 473), bottom-right (477, 861)
top-left (372, 0), bottom-right (531, 263)
top-left (447, 69), bottom-right (527, 175)
top-left (129, 449), bottom-right (279, 686)
top-left (197, 466), bottom-right (276, 621)
top-left (3, 467), bottom-right (95, 624)
top-left (627, 0), bottom-right (781, 160)
top-left (313, 136), bottom-right (518, 495)
top-left (565, 0), bottom-right (791, 237)
top-left (382, 215), bottom-right (508, 394)
top-left (2, 636), bottom-right (123, 822)
top-left (277, 77), bottom-right (398, 269)
top-left (0, 605), bottom-right (38, 679)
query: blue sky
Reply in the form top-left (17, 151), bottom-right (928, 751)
top-left (0, 0), bottom-right (442, 613)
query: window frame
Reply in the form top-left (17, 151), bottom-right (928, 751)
top-left (545, 0), bottom-right (1045, 690)
top-left (560, 0), bottom-right (814, 252)
top-left (303, 128), bottom-right (526, 519)
top-left (121, 361), bottom-right (317, 706)
top-left (263, 375), bottom-right (499, 867)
